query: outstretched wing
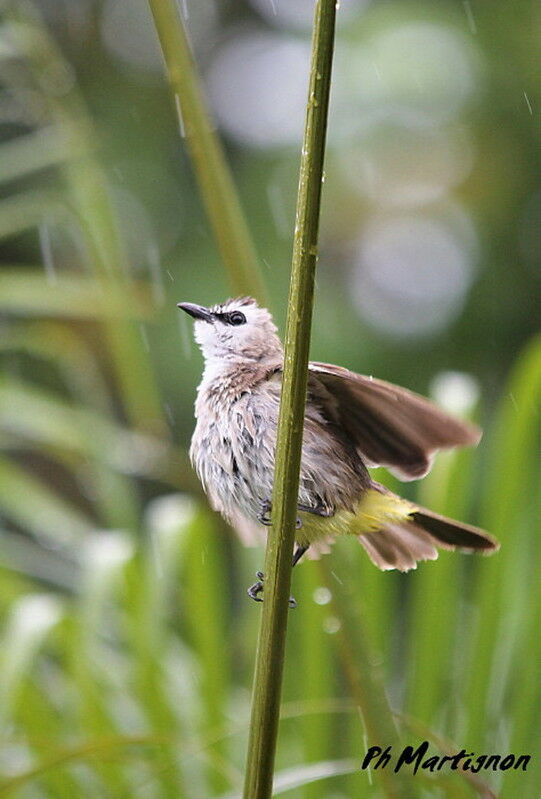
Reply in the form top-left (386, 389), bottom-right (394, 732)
top-left (309, 362), bottom-right (481, 481)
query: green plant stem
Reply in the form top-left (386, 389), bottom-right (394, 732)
top-left (148, 0), bottom-right (266, 302)
top-left (242, 3), bottom-right (337, 797)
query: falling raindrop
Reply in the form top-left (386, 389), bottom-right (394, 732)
top-left (462, 1), bottom-right (477, 34)
top-left (166, 269), bottom-right (175, 282)
top-left (174, 93), bottom-right (186, 138)
top-left (177, 314), bottom-right (192, 359)
top-left (139, 323), bottom-right (150, 352)
top-left (175, 0), bottom-right (189, 20)
top-left (163, 403), bottom-right (176, 427)
top-left (524, 91), bottom-right (533, 115)
top-left (146, 242), bottom-right (166, 306)
top-left (462, 0), bottom-right (477, 35)
top-left (38, 223), bottom-right (57, 284)
top-left (371, 61), bottom-right (382, 82)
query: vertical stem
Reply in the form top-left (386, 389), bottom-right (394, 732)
top-left (242, 3), bottom-right (337, 797)
top-left (148, 0), bottom-right (266, 302)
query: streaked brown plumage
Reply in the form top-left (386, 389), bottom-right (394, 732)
top-left (179, 297), bottom-right (499, 573)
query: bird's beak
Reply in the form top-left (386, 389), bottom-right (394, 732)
top-left (177, 302), bottom-right (214, 323)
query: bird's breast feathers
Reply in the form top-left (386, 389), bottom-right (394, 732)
top-left (191, 373), bottom-right (378, 534)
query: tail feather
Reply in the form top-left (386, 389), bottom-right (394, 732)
top-left (359, 507), bottom-right (499, 572)
top-left (411, 507), bottom-right (499, 552)
top-left (359, 523), bottom-right (438, 572)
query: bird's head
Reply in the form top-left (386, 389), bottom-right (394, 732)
top-left (178, 297), bottom-right (282, 363)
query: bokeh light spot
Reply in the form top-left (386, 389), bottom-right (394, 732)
top-left (340, 108), bottom-right (474, 208)
top-left (351, 214), bottom-right (476, 337)
top-left (206, 30), bottom-right (310, 148)
top-left (348, 22), bottom-right (482, 122)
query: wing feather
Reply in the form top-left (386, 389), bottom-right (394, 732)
top-left (308, 362), bottom-right (481, 480)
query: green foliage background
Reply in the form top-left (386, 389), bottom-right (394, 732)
top-left (0, 1), bottom-right (540, 797)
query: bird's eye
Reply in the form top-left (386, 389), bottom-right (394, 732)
top-left (228, 311), bottom-right (246, 326)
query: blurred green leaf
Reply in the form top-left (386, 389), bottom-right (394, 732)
top-left (465, 334), bottom-right (541, 752)
top-left (0, 458), bottom-right (93, 544)
top-left (0, 379), bottom-right (168, 477)
top-left (0, 593), bottom-right (64, 726)
top-left (0, 270), bottom-right (153, 319)
top-left (0, 191), bottom-right (64, 239)
top-left (218, 758), bottom-right (358, 798)
top-left (0, 126), bottom-right (75, 185)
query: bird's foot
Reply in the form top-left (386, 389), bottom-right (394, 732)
top-left (297, 501), bottom-right (334, 518)
top-left (257, 499), bottom-right (302, 529)
top-left (247, 571), bottom-right (265, 602)
top-left (247, 571), bottom-right (297, 608)
top-left (257, 500), bottom-right (272, 526)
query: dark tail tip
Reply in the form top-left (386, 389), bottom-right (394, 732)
top-left (412, 509), bottom-right (499, 553)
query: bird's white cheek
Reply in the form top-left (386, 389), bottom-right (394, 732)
top-left (194, 321), bottom-right (216, 355)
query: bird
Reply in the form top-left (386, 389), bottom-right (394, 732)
top-left (178, 296), bottom-right (498, 602)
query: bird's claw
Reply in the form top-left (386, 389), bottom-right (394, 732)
top-left (257, 499), bottom-right (302, 529)
top-left (247, 571), bottom-right (297, 608)
top-left (297, 501), bottom-right (334, 518)
top-left (257, 500), bottom-right (272, 526)
top-left (247, 571), bottom-right (265, 602)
